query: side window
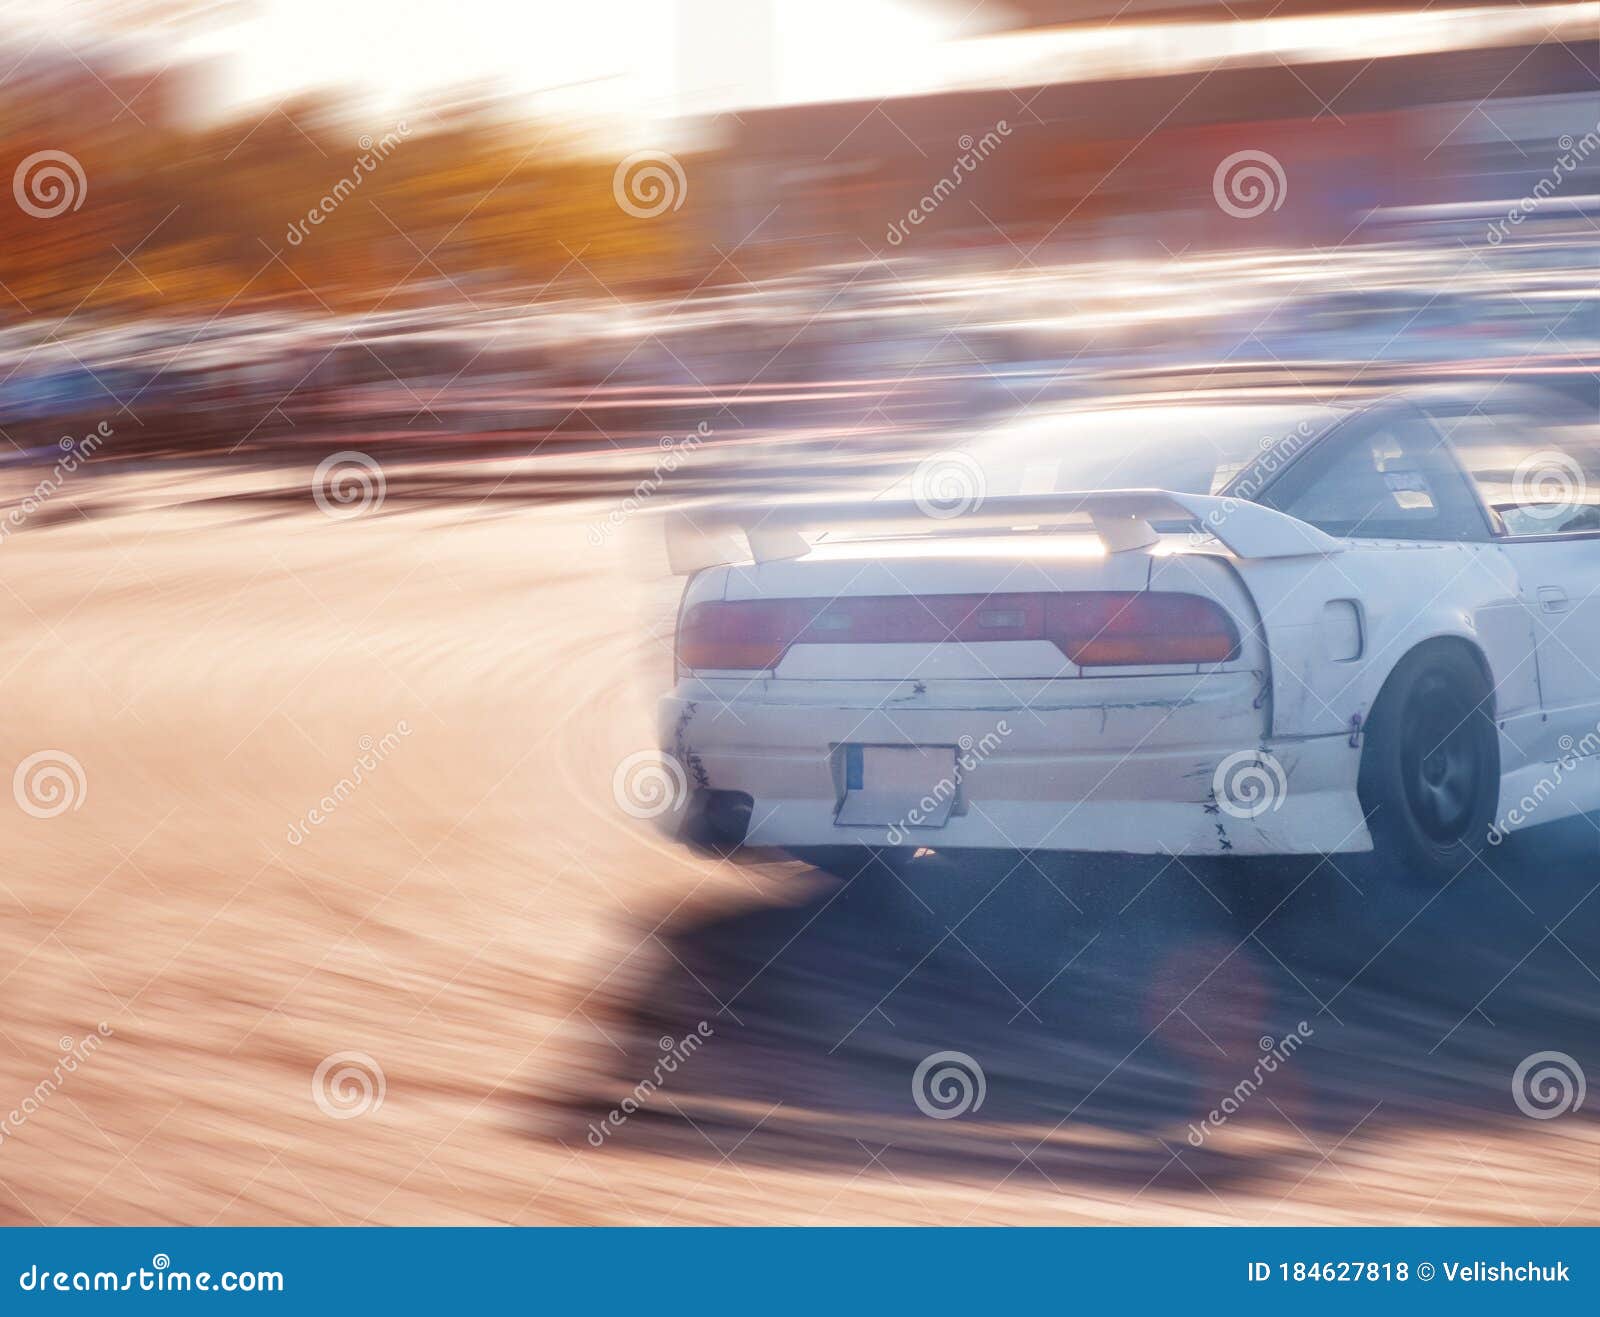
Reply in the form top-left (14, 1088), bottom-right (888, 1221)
top-left (1443, 417), bottom-right (1600, 537)
top-left (1257, 413), bottom-right (1489, 541)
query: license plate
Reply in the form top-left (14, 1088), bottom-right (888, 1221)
top-left (835, 745), bottom-right (957, 828)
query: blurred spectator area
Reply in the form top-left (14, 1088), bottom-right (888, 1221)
top-left (1, 4), bottom-right (1593, 465)
top-left (699, 37), bottom-right (1600, 261)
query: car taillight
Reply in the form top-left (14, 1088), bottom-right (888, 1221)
top-left (1045, 592), bottom-right (1240, 666)
top-left (677, 599), bottom-right (798, 671)
top-left (677, 592), bottom-right (1239, 671)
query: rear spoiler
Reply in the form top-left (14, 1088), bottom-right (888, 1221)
top-left (665, 489), bottom-right (1344, 574)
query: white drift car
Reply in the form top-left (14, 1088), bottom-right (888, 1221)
top-left (656, 396), bottom-right (1600, 883)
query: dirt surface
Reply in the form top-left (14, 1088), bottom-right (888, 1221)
top-left (0, 467), bottom-right (1596, 1225)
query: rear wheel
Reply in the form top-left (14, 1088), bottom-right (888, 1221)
top-left (1357, 645), bottom-right (1499, 886)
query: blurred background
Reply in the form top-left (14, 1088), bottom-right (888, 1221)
top-left (0, 1), bottom-right (1596, 1226)
top-left (1, 0), bottom-right (1595, 475)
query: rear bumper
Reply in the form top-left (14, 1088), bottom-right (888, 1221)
top-left (657, 676), bottom-right (1372, 857)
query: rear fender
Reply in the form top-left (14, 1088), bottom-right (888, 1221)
top-left (1227, 542), bottom-right (1538, 748)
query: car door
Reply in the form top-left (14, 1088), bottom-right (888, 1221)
top-left (1445, 409), bottom-right (1600, 766)
top-left (1500, 537), bottom-right (1600, 759)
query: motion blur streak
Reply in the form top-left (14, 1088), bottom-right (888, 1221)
top-left (0, 0), bottom-right (1595, 1226)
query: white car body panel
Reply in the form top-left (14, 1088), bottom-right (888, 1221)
top-left (662, 531), bottom-right (1374, 856)
top-left (1491, 537), bottom-right (1600, 764)
top-left (656, 421), bottom-right (1600, 858)
top-left (660, 675), bottom-right (1366, 855)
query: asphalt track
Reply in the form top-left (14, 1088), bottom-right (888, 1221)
top-left (0, 464), bottom-right (1594, 1224)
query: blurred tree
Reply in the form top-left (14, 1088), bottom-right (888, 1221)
top-left (0, 71), bottom-right (684, 322)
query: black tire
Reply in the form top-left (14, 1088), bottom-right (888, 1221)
top-left (1357, 643), bottom-right (1499, 885)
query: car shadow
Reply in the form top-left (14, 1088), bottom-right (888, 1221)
top-left (540, 820), bottom-right (1600, 1204)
